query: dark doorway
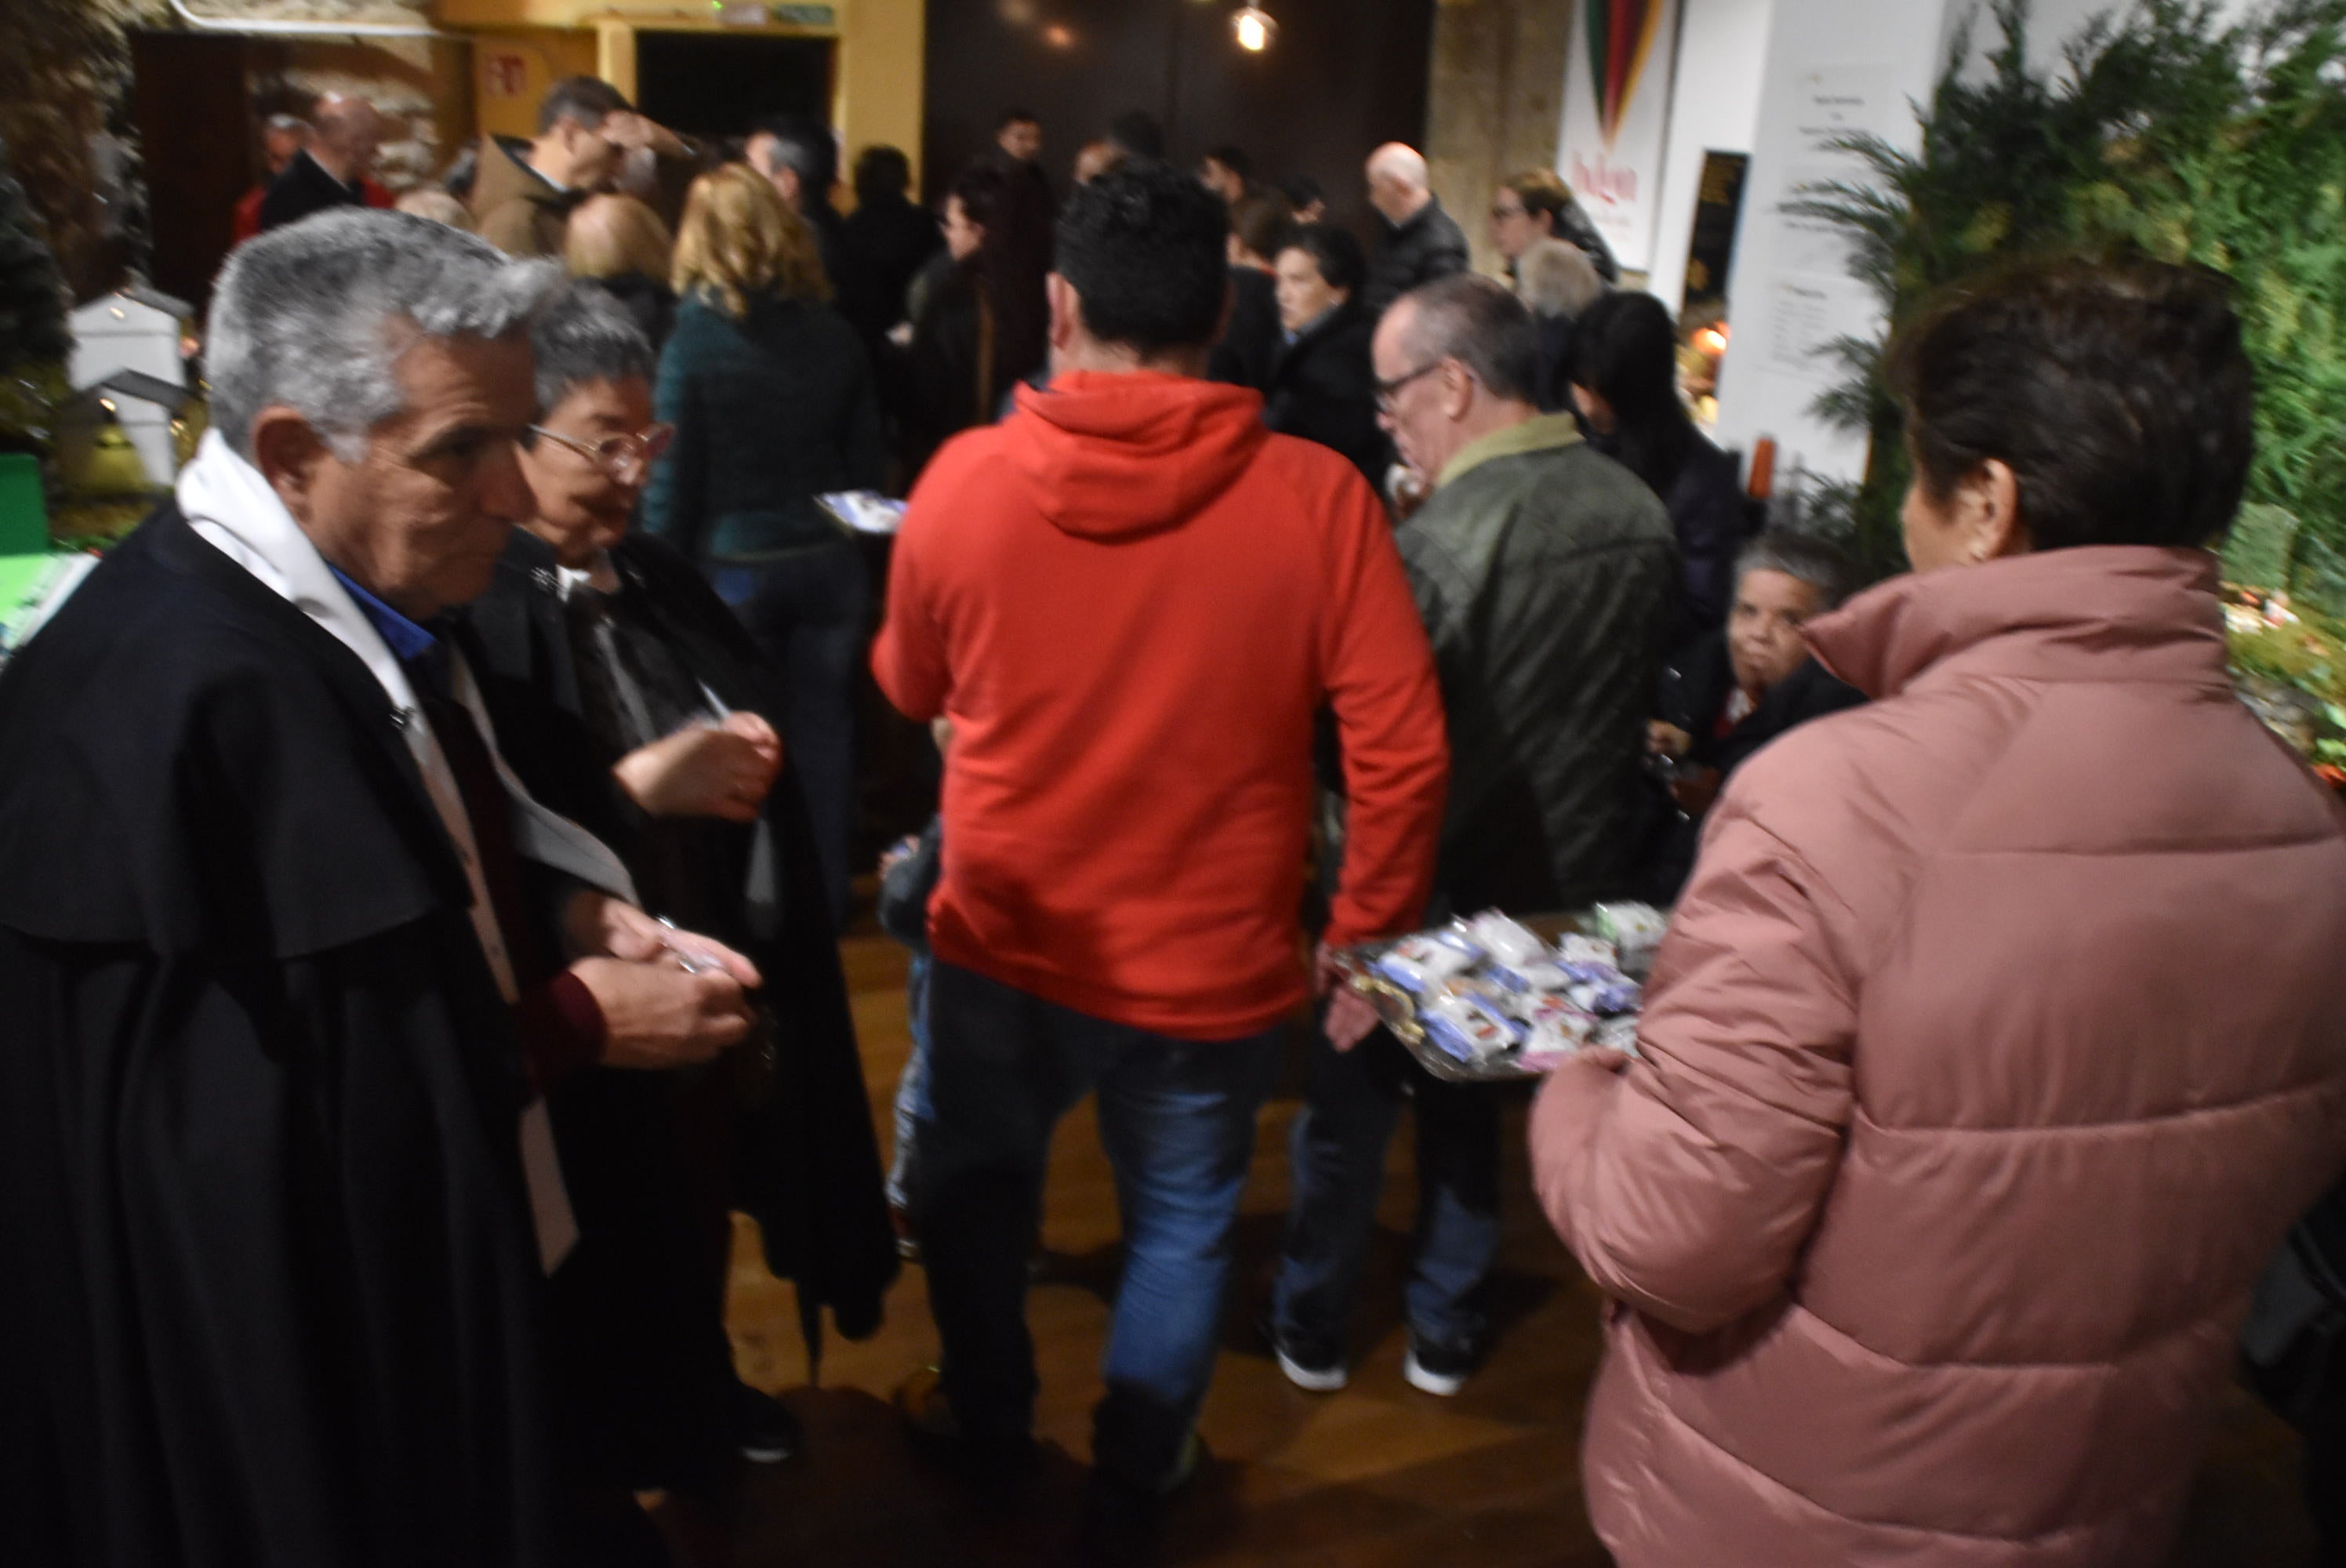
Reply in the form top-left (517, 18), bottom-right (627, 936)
top-left (129, 30), bottom-right (282, 313)
top-left (634, 31), bottom-right (837, 143)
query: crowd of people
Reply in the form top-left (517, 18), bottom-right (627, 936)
top-left (5, 67), bottom-right (2346, 1568)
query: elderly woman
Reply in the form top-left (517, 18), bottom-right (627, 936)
top-left (1531, 258), bottom-right (2346, 1566)
top-left (463, 286), bottom-right (895, 1504)
top-left (641, 163), bottom-right (882, 924)
top-left (1262, 223), bottom-right (1385, 481)
top-left (0, 211), bottom-right (761, 1566)
top-left (1640, 529), bottom-right (1865, 898)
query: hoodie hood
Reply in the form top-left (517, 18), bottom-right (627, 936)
top-left (1007, 372), bottom-right (1270, 540)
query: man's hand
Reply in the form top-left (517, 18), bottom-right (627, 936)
top-left (599, 111), bottom-right (689, 160)
top-left (1647, 720), bottom-right (1691, 760)
top-left (1314, 938), bottom-right (1384, 1053)
top-left (1669, 765), bottom-right (1723, 818)
top-left (613, 717), bottom-right (783, 822)
top-left (562, 890), bottom-right (762, 989)
top-left (569, 956), bottom-right (752, 1069)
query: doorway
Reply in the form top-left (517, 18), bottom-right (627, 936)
top-left (634, 31), bottom-right (837, 143)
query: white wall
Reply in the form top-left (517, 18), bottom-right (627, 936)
top-left (1709, 0), bottom-right (1970, 486)
top-left (1643, 0), bottom-right (1774, 314)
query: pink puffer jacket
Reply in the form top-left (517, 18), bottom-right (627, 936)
top-left (1533, 546), bottom-right (2346, 1566)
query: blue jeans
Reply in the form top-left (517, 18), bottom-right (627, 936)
top-left (708, 541), bottom-right (870, 927)
top-left (885, 951), bottom-right (932, 1211)
top-left (912, 960), bottom-right (1284, 1488)
top-left (1273, 1022), bottom-right (1500, 1356)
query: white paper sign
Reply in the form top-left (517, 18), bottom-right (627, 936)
top-left (1556, 0), bottom-right (1685, 275)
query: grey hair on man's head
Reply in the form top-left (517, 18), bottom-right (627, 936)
top-left (208, 208), bottom-right (562, 461)
top-left (1518, 238), bottom-right (1606, 321)
top-left (1394, 271), bottom-right (1541, 405)
top-left (531, 283), bottom-right (655, 413)
top-left (1736, 528), bottom-right (1857, 611)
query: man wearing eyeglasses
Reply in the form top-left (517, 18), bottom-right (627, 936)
top-left (0, 212), bottom-right (759, 1568)
top-left (1266, 273), bottom-right (1678, 1400)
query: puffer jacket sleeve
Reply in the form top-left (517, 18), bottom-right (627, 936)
top-left (1531, 789), bottom-right (1858, 1334)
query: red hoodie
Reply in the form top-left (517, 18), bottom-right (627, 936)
top-left (874, 371), bottom-right (1448, 1039)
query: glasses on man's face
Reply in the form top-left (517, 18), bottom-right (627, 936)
top-left (1374, 361), bottom-right (1445, 413)
top-left (525, 422), bottom-right (674, 481)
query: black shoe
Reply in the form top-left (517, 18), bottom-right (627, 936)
top-left (735, 1382), bottom-right (802, 1463)
top-left (1401, 1332), bottom-right (1480, 1398)
top-left (1075, 1432), bottom-right (1205, 1566)
top-left (895, 1366), bottom-right (1037, 1480)
top-left (1255, 1308), bottom-right (1347, 1392)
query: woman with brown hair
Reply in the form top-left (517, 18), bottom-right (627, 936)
top-left (641, 162), bottom-right (881, 924)
top-left (897, 161), bottom-right (1052, 474)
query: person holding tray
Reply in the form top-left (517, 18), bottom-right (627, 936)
top-left (1531, 257), bottom-right (2346, 1567)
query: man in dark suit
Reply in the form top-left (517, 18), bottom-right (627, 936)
top-left (257, 93), bottom-right (383, 231)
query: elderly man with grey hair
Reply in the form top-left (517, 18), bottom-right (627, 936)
top-left (0, 209), bottom-right (761, 1568)
top-left (1266, 270), bottom-right (1677, 1400)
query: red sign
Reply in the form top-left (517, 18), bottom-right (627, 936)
top-left (485, 52), bottom-right (528, 101)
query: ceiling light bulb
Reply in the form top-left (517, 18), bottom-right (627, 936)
top-left (1233, 5), bottom-right (1276, 51)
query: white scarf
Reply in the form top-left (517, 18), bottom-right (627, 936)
top-left (178, 430), bottom-right (630, 1272)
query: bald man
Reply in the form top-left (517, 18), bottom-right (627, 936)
top-left (1361, 143), bottom-right (1469, 318)
top-left (259, 94), bottom-right (384, 232)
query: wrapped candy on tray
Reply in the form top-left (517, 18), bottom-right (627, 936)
top-left (1332, 906), bottom-right (1662, 1083)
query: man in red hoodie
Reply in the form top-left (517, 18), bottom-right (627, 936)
top-left (873, 162), bottom-right (1448, 1508)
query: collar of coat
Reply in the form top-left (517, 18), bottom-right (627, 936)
top-left (1805, 544), bottom-right (2232, 701)
top-left (1436, 410), bottom-right (1583, 490)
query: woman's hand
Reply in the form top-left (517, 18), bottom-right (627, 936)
top-left (1669, 765), bottom-right (1723, 818)
top-left (613, 715), bottom-right (783, 822)
top-left (1647, 720), bottom-right (1692, 759)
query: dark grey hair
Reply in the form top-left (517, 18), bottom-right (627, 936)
top-left (531, 283), bottom-right (655, 413)
top-left (1736, 528), bottom-right (1857, 610)
top-left (1394, 271), bottom-right (1541, 405)
top-left (208, 209), bottom-right (561, 460)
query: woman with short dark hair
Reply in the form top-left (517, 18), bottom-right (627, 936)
top-left (1262, 223), bottom-right (1385, 481)
top-left (1531, 256), bottom-right (2346, 1567)
top-left (1570, 289), bottom-right (1749, 639)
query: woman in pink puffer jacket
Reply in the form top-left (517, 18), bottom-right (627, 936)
top-left (1532, 258), bottom-right (2346, 1566)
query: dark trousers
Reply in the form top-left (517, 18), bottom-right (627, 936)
top-left (913, 960), bottom-right (1283, 1489)
top-left (709, 540), bottom-right (870, 927)
top-left (1272, 1024), bottom-right (1501, 1356)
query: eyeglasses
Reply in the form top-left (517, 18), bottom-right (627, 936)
top-left (1374, 360), bottom-right (1446, 412)
top-left (525, 422), bottom-right (674, 481)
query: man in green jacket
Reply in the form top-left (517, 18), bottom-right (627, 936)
top-left (1267, 272), bottom-right (1678, 1398)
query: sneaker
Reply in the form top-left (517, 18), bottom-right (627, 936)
top-left (1257, 1308), bottom-right (1347, 1392)
top-left (1402, 1334), bottom-right (1479, 1398)
top-left (890, 1203), bottom-right (921, 1263)
top-left (735, 1382), bottom-right (802, 1462)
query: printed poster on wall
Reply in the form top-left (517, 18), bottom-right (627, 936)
top-left (1556, 0), bottom-right (1684, 276)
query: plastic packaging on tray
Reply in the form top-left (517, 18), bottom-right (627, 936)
top-left (1334, 906), bottom-right (1666, 1082)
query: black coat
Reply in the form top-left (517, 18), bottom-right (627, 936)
top-left (1552, 198), bottom-right (1621, 284)
top-left (258, 148), bottom-right (367, 232)
top-left (1208, 266), bottom-right (1282, 390)
top-left (838, 191), bottom-right (942, 346)
top-left (587, 271), bottom-right (678, 355)
top-left (1640, 628), bottom-right (1866, 900)
top-left (459, 529), bottom-right (897, 1356)
top-left (0, 506), bottom-right (565, 1566)
top-left (1363, 195), bottom-right (1471, 318)
top-left (1263, 300), bottom-right (1387, 483)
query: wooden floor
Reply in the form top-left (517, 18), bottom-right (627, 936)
top-left (705, 928), bottom-right (2322, 1566)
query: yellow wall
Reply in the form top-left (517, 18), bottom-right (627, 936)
top-left (433, 0), bottom-right (924, 182)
